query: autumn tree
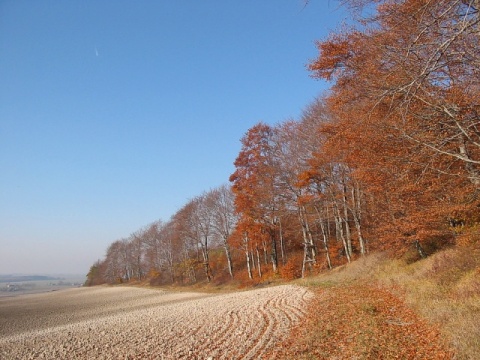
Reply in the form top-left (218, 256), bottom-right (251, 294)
top-left (142, 220), bottom-right (178, 284)
top-left (103, 240), bottom-right (128, 283)
top-left (308, 0), bottom-right (479, 256)
top-left (158, 220), bottom-right (179, 283)
top-left (84, 260), bottom-right (106, 286)
top-left (129, 231), bottom-right (146, 280)
top-left (230, 123), bottom-right (282, 273)
top-left (229, 216), bottom-right (266, 280)
top-left (143, 222), bottom-right (163, 276)
top-left (272, 120), bottom-right (321, 276)
top-left (193, 193), bottom-right (215, 282)
top-left (208, 184), bottom-right (237, 278)
top-left (173, 203), bottom-right (200, 283)
top-left (293, 99), bottom-right (340, 269)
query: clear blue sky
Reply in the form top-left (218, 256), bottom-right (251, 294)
top-left (0, 0), bottom-right (347, 275)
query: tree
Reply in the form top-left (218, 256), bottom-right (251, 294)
top-left (208, 184), bottom-right (237, 278)
top-left (130, 231), bottom-right (147, 281)
top-left (142, 221), bottom-right (164, 278)
top-left (103, 240), bottom-right (127, 283)
top-left (84, 260), bottom-right (105, 286)
top-left (311, 0), bottom-right (480, 191)
top-left (158, 220), bottom-right (179, 283)
top-left (308, 0), bottom-right (479, 256)
top-left (230, 123), bottom-right (281, 273)
top-left (273, 120), bottom-right (320, 276)
top-left (193, 193), bottom-right (215, 282)
top-left (173, 203), bottom-right (200, 283)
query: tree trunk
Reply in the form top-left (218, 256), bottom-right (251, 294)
top-left (351, 184), bottom-right (366, 255)
top-left (201, 237), bottom-right (212, 282)
top-left (243, 232), bottom-right (253, 279)
top-left (299, 205), bottom-right (316, 278)
top-left (459, 137), bottom-right (480, 193)
top-left (223, 243), bottom-right (234, 278)
top-left (314, 204), bottom-right (332, 270)
top-left (335, 210), bottom-right (351, 263)
top-left (270, 230), bottom-right (278, 273)
top-left (342, 182), bottom-right (353, 257)
top-left (256, 246), bottom-right (262, 278)
top-left (414, 240), bottom-right (427, 259)
top-left (278, 217), bottom-right (286, 266)
top-left (251, 249), bottom-right (256, 271)
top-left (169, 260), bottom-right (174, 284)
top-left (262, 240), bottom-right (268, 265)
top-left (189, 265), bottom-right (197, 283)
top-left (246, 250), bottom-right (253, 279)
top-left (319, 217), bottom-right (332, 270)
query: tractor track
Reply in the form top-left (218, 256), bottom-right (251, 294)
top-left (0, 285), bottom-right (312, 359)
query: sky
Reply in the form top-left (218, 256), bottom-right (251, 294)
top-left (0, 0), bottom-right (348, 275)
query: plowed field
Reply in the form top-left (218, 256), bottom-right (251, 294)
top-left (0, 285), bottom-right (312, 359)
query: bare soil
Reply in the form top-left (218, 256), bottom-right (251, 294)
top-left (0, 285), bottom-right (312, 359)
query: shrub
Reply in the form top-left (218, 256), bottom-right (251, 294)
top-left (280, 253), bottom-right (303, 280)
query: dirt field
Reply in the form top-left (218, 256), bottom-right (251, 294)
top-left (0, 285), bottom-right (312, 359)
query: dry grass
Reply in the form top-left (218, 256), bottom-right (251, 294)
top-left (389, 247), bottom-right (480, 360)
top-left (287, 246), bottom-right (480, 360)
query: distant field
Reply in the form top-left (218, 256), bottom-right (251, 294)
top-left (0, 276), bottom-right (84, 298)
top-left (0, 285), bottom-right (312, 359)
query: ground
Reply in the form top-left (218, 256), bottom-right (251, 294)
top-left (0, 285), bottom-right (311, 359)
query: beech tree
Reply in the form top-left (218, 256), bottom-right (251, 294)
top-left (103, 240), bottom-right (128, 283)
top-left (84, 260), bottom-right (106, 286)
top-left (272, 121), bottom-right (320, 276)
top-left (308, 0), bottom-right (479, 256)
top-left (142, 220), bottom-right (178, 283)
top-left (208, 184), bottom-right (237, 278)
top-left (174, 202), bottom-right (201, 283)
top-left (230, 123), bottom-right (281, 273)
top-left (158, 220), bottom-right (178, 283)
top-left (193, 193), bottom-right (215, 282)
top-left (311, 0), bottom-right (480, 190)
top-left (229, 216), bottom-right (266, 279)
top-left (143, 222), bottom-right (163, 275)
top-left (295, 99), bottom-right (338, 269)
top-left (129, 231), bottom-right (146, 280)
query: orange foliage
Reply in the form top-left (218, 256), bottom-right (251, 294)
top-left (279, 253), bottom-right (303, 280)
top-left (305, 0), bottom-right (480, 257)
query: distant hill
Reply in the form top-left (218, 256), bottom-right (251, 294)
top-left (0, 275), bottom-right (61, 283)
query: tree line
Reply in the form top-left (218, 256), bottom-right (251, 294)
top-left (86, 0), bottom-right (479, 286)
